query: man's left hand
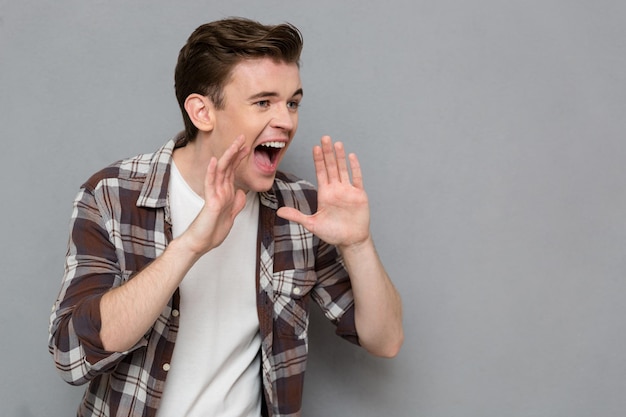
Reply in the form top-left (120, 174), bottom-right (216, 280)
top-left (277, 135), bottom-right (371, 249)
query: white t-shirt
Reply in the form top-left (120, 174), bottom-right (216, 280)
top-left (156, 161), bottom-right (261, 417)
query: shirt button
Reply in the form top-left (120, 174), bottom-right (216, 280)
top-left (293, 287), bottom-right (301, 295)
top-left (163, 363), bottom-right (171, 372)
top-left (172, 309), bottom-right (179, 317)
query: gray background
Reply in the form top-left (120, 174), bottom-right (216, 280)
top-left (1, 0), bottom-right (625, 416)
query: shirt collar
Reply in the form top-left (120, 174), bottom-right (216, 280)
top-left (136, 139), bottom-right (177, 208)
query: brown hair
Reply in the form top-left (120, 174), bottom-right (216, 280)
top-left (174, 17), bottom-right (304, 142)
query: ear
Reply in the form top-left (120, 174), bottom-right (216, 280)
top-left (184, 94), bottom-right (215, 133)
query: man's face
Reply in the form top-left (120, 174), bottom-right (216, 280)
top-left (210, 58), bottom-right (302, 192)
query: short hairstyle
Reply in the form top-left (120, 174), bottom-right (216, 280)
top-left (174, 17), bottom-right (304, 142)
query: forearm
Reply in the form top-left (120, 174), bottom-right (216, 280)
top-left (339, 236), bottom-right (403, 358)
top-left (100, 237), bottom-right (201, 352)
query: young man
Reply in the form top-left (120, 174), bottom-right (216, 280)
top-left (49, 17), bottom-right (403, 417)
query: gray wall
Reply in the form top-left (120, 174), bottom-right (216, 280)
top-left (2, 1), bottom-right (625, 416)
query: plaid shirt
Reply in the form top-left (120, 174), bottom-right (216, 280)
top-left (48, 138), bottom-right (358, 417)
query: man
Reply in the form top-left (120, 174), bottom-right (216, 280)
top-left (49, 17), bottom-right (403, 417)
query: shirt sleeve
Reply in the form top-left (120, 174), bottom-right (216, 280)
top-left (48, 187), bottom-right (147, 385)
top-left (312, 240), bottom-right (360, 345)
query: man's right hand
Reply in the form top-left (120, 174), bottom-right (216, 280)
top-left (100, 135), bottom-right (249, 352)
top-left (178, 134), bottom-right (250, 257)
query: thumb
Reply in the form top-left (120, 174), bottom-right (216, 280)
top-left (277, 206), bottom-right (310, 227)
top-left (235, 190), bottom-right (246, 210)
top-left (231, 190), bottom-right (248, 218)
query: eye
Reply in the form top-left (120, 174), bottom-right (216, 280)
top-left (287, 100), bottom-right (300, 111)
top-left (255, 100), bottom-right (270, 108)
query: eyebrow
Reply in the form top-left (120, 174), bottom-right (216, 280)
top-left (248, 88), bottom-right (304, 101)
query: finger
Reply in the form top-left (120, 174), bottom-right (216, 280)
top-left (320, 136), bottom-right (340, 182)
top-left (218, 135), bottom-right (245, 170)
top-left (276, 207), bottom-right (313, 231)
top-left (333, 141), bottom-right (350, 183)
top-left (225, 141), bottom-right (250, 183)
top-left (218, 135), bottom-right (246, 183)
top-left (234, 143), bottom-right (250, 168)
top-left (348, 153), bottom-right (364, 189)
top-left (231, 189), bottom-right (248, 217)
top-left (204, 156), bottom-right (218, 188)
top-left (312, 145), bottom-right (327, 185)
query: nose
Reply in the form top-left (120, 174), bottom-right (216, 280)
top-left (270, 103), bottom-right (297, 131)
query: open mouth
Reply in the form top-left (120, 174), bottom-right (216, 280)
top-left (254, 141), bottom-right (286, 170)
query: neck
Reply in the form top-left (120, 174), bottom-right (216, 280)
top-left (172, 137), bottom-right (214, 198)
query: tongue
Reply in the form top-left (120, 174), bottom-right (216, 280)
top-left (254, 147), bottom-right (273, 168)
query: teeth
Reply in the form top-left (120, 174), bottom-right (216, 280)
top-left (261, 141), bottom-right (286, 149)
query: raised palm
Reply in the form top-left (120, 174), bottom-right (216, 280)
top-left (278, 136), bottom-right (371, 248)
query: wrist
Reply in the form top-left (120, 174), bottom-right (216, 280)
top-left (337, 234), bottom-right (374, 254)
top-left (167, 234), bottom-right (205, 263)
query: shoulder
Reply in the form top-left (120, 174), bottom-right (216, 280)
top-left (273, 171), bottom-right (318, 215)
top-left (81, 152), bottom-right (154, 192)
top-left (80, 140), bottom-right (175, 194)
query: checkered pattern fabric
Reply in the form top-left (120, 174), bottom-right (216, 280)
top-left (49, 137), bottom-right (358, 417)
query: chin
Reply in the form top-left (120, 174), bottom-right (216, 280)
top-left (239, 176), bottom-right (276, 193)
